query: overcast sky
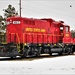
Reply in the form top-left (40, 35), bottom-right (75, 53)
top-left (0, 0), bottom-right (75, 30)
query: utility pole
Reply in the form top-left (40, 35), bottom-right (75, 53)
top-left (19, 0), bottom-right (21, 17)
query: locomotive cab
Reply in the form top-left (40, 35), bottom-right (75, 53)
top-left (52, 21), bottom-right (71, 44)
top-left (63, 25), bottom-right (72, 44)
top-left (51, 21), bottom-right (65, 43)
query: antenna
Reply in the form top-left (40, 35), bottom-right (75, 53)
top-left (19, 0), bottom-right (21, 17)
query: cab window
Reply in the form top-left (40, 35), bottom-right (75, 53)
top-left (66, 26), bottom-right (69, 32)
top-left (60, 26), bottom-right (63, 30)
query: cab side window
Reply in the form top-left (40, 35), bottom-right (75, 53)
top-left (66, 27), bottom-right (69, 32)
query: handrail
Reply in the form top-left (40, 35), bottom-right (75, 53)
top-left (22, 33), bottom-right (63, 44)
top-left (10, 33), bottom-right (21, 52)
top-left (16, 33), bottom-right (21, 52)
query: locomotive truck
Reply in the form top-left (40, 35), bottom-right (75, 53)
top-left (0, 16), bottom-right (75, 58)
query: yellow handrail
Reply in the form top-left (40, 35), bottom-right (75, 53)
top-left (16, 33), bottom-right (21, 52)
top-left (10, 33), bottom-right (21, 52)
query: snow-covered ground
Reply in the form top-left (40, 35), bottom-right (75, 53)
top-left (0, 55), bottom-right (75, 74)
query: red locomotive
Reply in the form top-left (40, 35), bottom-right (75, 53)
top-left (0, 16), bottom-right (75, 58)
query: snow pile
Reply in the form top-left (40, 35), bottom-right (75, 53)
top-left (0, 55), bottom-right (75, 74)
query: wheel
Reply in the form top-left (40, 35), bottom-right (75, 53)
top-left (10, 57), bottom-right (13, 59)
top-left (21, 55), bottom-right (25, 58)
top-left (23, 46), bottom-right (41, 57)
top-left (58, 48), bottom-right (63, 55)
top-left (31, 47), bottom-right (41, 57)
top-left (58, 52), bottom-right (62, 55)
top-left (10, 56), bottom-right (16, 59)
top-left (49, 53), bottom-right (52, 56)
top-left (69, 46), bottom-right (74, 54)
top-left (64, 46), bottom-right (71, 55)
top-left (49, 47), bottom-right (52, 56)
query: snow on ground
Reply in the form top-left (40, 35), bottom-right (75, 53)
top-left (0, 55), bottom-right (75, 74)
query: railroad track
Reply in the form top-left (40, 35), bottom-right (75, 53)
top-left (0, 53), bottom-right (75, 61)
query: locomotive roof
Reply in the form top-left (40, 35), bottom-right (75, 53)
top-left (52, 21), bottom-right (70, 27)
top-left (7, 16), bottom-right (48, 23)
top-left (7, 17), bottom-right (70, 27)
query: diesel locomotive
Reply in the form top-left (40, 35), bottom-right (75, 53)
top-left (0, 16), bottom-right (75, 58)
